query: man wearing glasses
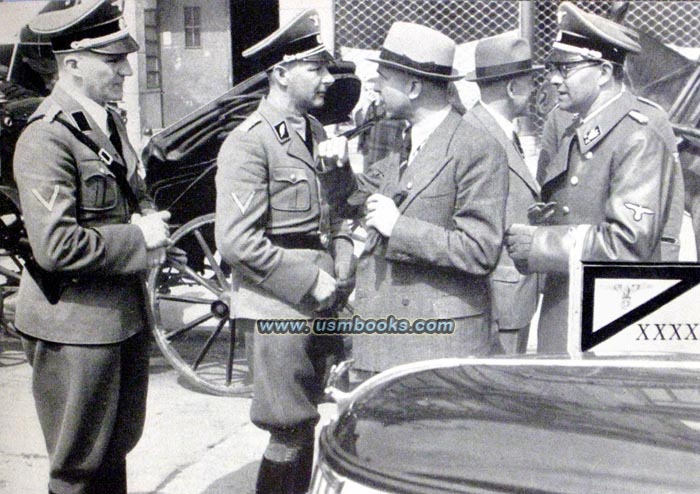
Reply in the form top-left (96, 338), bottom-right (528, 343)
top-left (506, 2), bottom-right (684, 354)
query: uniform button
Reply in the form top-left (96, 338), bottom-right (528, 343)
top-left (570, 176), bottom-right (579, 186)
top-left (406, 182), bottom-right (413, 190)
top-left (402, 298), bottom-right (410, 306)
top-left (562, 206), bottom-right (570, 215)
top-left (290, 173), bottom-right (297, 181)
top-left (584, 152), bottom-right (593, 160)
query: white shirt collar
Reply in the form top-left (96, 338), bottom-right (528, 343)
top-left (58, 80), bottom-right (109, 135)
top-left (480, 100), bottom-right (516, 140)
top-left (410, 104), bottom-right (451, 156)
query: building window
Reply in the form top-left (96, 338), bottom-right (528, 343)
top-left (144, 9), bottom-right (161, 89)
top-left (184, 6), bottom-right (201, 48)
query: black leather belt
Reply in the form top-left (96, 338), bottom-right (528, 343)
top-left (268, 233), bottom-right (328, 250)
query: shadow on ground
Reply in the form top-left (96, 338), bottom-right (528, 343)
top-left (131, 460), bottom-right (259, 494)
top-left (204, 460), bottom-right (259, 494)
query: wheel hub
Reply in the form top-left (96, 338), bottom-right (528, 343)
top-left (211, 298), bottom-right (230, 320)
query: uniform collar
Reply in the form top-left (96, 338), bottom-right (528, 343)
top-left (256, 97), bottom-right (317, 168)
top-left (257, 97), bottom-right (310, 143)
top-left (55, 80), bottom-right (109, 135)
top-left (575, 88), bottom-right (631, 153)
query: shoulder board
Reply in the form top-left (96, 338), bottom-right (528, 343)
top-left (236, 114), bottom-right (263, 133)
top-left (636, 96), bottom-right (663, 111)
top-left (27, 101), bottom-right (62, 125)
top-left (43, 104), bottom-right (63, 123)
top-left (628, 110), bottom-right (649, 125)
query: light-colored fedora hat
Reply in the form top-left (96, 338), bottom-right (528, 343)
top-left (465, 34), bottom-right (543, 82)
top-left (369, 22), bottom-right (463, 81)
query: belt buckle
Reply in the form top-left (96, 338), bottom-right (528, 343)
top-left (319, 232), bottom-right (330, 249)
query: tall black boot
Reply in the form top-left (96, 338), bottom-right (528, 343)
top-left (91, 459), bottom-right (127, 494)
top-left (293, 443), bottom-right (315, 494)
top-left (255, 457), bottom-right (296, 494)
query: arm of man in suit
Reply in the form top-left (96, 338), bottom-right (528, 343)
top-left (383, 130), bottom-right (508, 276)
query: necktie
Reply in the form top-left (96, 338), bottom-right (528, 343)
top-left (303, 116), bottom-right (314, 157)
top-left (513, 131), bottom-right (524, 159)
top-left (398, 124), bottom-right (412, 179)
top-left (106, 111), bottom-right (124, 161)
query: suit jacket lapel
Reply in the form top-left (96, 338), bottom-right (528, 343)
top-left (397, 109), bottom-right (460, 213)
top-left (471, 104), bottom-right (540, 195)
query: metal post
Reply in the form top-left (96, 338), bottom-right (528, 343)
top-left (519, 0), bottom-right (535, 51)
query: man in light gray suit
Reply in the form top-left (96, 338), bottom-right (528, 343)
top-left (463, 35), bottom-right (542, 354)
top-left (321, 22), bottom-right (508, 373)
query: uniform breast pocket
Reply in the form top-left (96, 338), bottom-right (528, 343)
top-left (270, 167), bottom-right (312, 212)
top-left (79, 160), bottom-right (120, 211)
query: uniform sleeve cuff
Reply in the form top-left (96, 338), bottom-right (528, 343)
top-left (260, 250), bottom-right (320, 305)
top-left (99, 224), bottom-right (149, 273)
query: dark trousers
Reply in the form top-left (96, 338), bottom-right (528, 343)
top-left (21, 330), bottom-right (149, 494)
top-left (247, 318), bottom-right (343, 494)
top-left (250, 325), bottom-right (344, 431)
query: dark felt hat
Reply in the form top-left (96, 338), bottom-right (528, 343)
top-left (465, 34), bottom-right (543, 82)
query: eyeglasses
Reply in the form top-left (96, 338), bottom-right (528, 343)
top-left (544, 61), bottom-right (601, 79)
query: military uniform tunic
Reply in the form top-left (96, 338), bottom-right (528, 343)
top-left (13, 85), bottom-right (153, 493)
top-left (533, 91), bottom-right (684, 353)
top-left (215, 97), bottom-right (350, 431)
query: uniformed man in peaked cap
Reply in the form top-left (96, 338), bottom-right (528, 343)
top-left (13, 1), bottom-right (172, 492)
top-left (214, 10), bottom-right (355, 494)
top-left (506, 2), bottom-right (684, 354)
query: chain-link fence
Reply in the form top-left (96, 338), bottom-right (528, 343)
top-left (334, 1), bottom-right (700, 130)
top-left (336, 1), bottom-right (700, 59)
top-left (335, 0), bottom-right (520, 49)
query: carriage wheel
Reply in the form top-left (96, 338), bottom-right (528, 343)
top-left (0, 188), bottom-right (25, 338)
top-left (148, 213), bottom-right (252, 396)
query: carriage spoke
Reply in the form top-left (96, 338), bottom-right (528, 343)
top-left (165, 312), bottom-right (215, 341)
top-left (0, 264), bottom-right (22, 282)
top-left (193, 229), bottom-right (228, 287)
top-left (148, 214), bottom-right (251, 395)
top-left (156, 293), bottom-right (215, 305)
top-left (177, 264), bottom-right (223, 297)
top-left (191, 317), bottom-right (226, 371)
top-left (226, 319), bottom-right (237, 385)
top-left (9, 256), bottom-right (23, 272)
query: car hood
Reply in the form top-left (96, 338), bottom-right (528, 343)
top-left (323, 359), bottom-right (700, 494)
